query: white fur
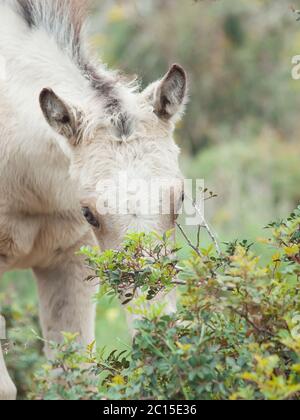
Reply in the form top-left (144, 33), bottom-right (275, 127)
top-left (0, 1), bottom-right (187, 399)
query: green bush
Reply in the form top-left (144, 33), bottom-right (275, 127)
top-left (26, 206), bottom-right (300, 400)
top-left (0, 293), bottom-right (44, 399)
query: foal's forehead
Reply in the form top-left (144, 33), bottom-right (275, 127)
top-left (103, 82), bottom-right (171, 140)
top-left (96, 105), bottom-right (163, 144)
top-left (111, 111), bottom-right (136, 139)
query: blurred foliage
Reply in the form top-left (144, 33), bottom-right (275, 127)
top-left (2, 0), bottom-right (300, 400)
top-left (181, 132), bottom-right (300, 242)
top-left (0, 291), bottom-right (43, 399)
top-left (25, 207), bottom-right (300, 400)
top-left (91, 0), bottom-right (300, 154)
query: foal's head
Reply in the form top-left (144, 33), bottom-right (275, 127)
top-left (40, 64), bottom-right (188, 249)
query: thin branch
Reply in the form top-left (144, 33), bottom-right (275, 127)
top-left (196, 224), bottom-right (201, 249)
top-left (230, 307), bottom-right (276, 339)
top-left (186, 195), bottom-right (222, 255)
top-left (176, 222), bottom-right (203, 257)
top-left (171, 280), bottom-right (187, 286)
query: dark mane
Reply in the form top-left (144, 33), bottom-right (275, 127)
top-left (16, 0), bottom-right (88, 66)
top-left (15, 0), bottom-right (132, 136)
top-left (17, 0), bottom-right (35, 27)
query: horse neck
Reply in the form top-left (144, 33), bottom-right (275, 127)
top-left (0, 3), bottom-right (94, 213)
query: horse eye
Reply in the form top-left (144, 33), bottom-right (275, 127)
top-left (81, 207), bottom-right (100, 228)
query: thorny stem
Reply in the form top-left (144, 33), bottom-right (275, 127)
top-left (196, 225), bottom-right (201, 249)
top-left (171, 280), bottom-right (187, 286)
top-left (176, 223), bottom-right (203, 257)
top-left (191, 197), bottom-right (222, 255)
top-left (177, 194), bottom-right (222, 256)
top-left (230, 307), bottom-right (276, 339)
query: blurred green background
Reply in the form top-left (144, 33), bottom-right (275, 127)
top-left (2, 0), bottom-right (300, 375)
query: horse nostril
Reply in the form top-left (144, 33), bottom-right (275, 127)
top-left (81, 207), bottom-right (100, 229)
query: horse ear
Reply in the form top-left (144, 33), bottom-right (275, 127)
top-left (39, 88), bottom-right (80, 145)
top-left (151, 64), bottom-right (188, 121)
